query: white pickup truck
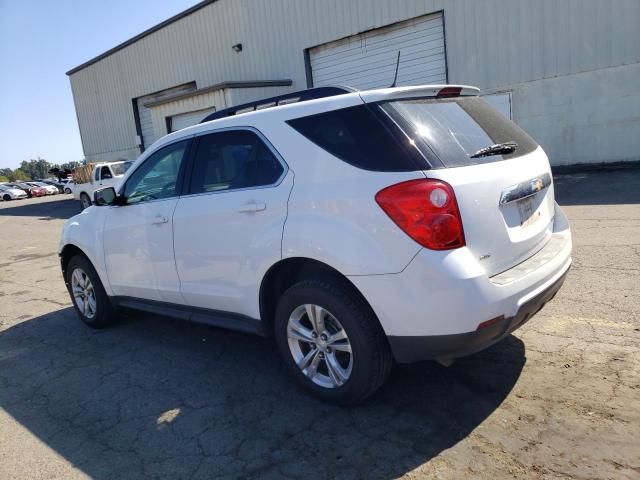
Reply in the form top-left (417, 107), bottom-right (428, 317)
top-left (73, 161), bottom-right (133, 209)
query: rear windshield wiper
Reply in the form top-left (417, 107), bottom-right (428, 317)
top-left (470, 141), bottom-right (517, 158)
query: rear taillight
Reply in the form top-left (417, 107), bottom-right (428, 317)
top-left (375, 179), bottom-right (465, 250)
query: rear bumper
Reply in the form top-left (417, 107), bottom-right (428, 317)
top-left (387, 267), bottom-right (569, 363)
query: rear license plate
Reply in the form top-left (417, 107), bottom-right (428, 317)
top-left (517, 197), bottom-right (540, 226)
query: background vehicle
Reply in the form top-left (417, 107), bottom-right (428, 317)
top-left (59, 85), bottom-right (571, 404)
top-left (38, 179), bottom-right (66, 193)
top-left (73, 161), bottom-right (132, 209)
top-left (3, 182), bottom-right (40, 197)
top-left (0, 184), bottom-right (28, 201)
top-left (60, 179), bottom-right (74, 194)
top-left (26, 182), bottom-right (58, 195)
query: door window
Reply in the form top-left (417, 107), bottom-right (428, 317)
top-left (123, 140), bottom-right (188, 204)
top-left (189, 130), bottom-right (284, 194)
top-left (101, 166), bottom-right (113, 179)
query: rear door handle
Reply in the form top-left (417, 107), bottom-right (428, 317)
top-left (151, 215), bottom-right (169, 225)
top-left (239, 201), bottom-right (266, 213)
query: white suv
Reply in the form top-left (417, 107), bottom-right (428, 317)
top-left (59, 85), bottom-right (572, 404)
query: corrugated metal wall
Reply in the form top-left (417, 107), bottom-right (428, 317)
top-left (69, 0), bottom-right (640, 164)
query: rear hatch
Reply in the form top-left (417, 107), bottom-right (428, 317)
top-left (377, 94), bottom-right (555, 276)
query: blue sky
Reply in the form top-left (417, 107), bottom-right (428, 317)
top-left (0, 0), bottom-right (200, 169)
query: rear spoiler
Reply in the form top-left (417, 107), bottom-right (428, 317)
top-left (359, 85), bottom-right (480, 103)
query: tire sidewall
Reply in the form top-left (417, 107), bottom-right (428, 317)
top-left (274, 281), bottom-right (383, 404)
top-left (66, 255), bottom-right (113, 328)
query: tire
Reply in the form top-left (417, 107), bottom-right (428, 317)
top-left (274, 279), bottom-right (393, 405)
top-left (66, 254), bottom-right (116, 328)
top-left (65, 188), bottom-right (72, 194)
top-left (3, 194), bottom-right (11, 201)
top-left (80, 193), bottom-right (91, 210)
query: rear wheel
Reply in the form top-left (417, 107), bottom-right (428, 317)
top-left (66, 254), bottom-right (116, 328)
top-left (64, 187), bottom-right (72, 194)
top-left (80, 193), bottom-right (91, 210)
top-left (274, 279), bottom-right (392, 405)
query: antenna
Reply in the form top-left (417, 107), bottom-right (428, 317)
top-left (390, 51), bottom-right (401, 88)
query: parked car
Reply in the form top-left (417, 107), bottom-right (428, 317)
top-left (4, 182), bottom-right (32, 197)
top-left (59, 84), bottom-right (572, 404)
top-left (73, 161), bottom-right (133, 209)
top-left (4, 182), bottom-right (46, 198)
top-left (0, 184), bottom-right (28, 201)
top-left (27, 182), bottom-right (58, 195)
top-left (60, 179), bottom-right (74, 194)
top-left (37, 179), bottom-right (62, 193)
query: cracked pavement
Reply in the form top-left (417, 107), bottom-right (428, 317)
top-left (1, 170), bottom-right (639, 479)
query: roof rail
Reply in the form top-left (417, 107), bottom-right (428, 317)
top-left (200, 85), bottom-right (356, 123)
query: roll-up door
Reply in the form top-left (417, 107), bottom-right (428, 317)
top-left (168, 107), bottom-right (216, 133)
top-left (309, 13), bottom-right (446, 90)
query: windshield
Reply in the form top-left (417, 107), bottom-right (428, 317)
top-left (381, 96), bottom-right (538, 168)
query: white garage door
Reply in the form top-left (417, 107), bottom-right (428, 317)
top-left (169, 107), bottom-right (216, 133)
top-left (136, 83), bottom-right (196, 149)
top-left (309, 13), bottom-right (446, 90)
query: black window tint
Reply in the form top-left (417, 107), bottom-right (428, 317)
top-left (286, 104), bottom-right (428, 171)
top-left (123, 140), bottom-right (188, 204)
top-left (100, 166), bottom-right (112, 179)
top-left (189, 130), bottom-right (284, 194)
top-left (383, 97), bottom-right (539, 168)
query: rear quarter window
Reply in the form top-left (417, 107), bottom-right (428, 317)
top-left (286, 104), bottom-right (428, 172)
top-left (382, 97), bottom-right (539, 168)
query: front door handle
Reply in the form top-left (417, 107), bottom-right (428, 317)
top-left (239, 201), bottom-right (266, 213)
top-left (151, 215), bottom-right (169, 225)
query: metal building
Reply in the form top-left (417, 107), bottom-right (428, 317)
top-left (67, 0), bottom-right (640, 166)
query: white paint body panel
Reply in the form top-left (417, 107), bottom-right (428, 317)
top-left (426, 147), bottom-right (556, 277)
top-left (172, 172), bottom-right (294, 318)
top-left (103, 199), bottom-right (183, 303)
top-left (350, 203), bottom-right (572, 336)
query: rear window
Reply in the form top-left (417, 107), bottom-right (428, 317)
top-left (286, 104), bottom-right (428, 172)
top-left (381, 97), bottom-right (538, 168)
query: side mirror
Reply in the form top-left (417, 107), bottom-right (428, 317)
top-left (94, 187), bottom-right (122, 206)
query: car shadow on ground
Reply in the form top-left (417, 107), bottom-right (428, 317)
top-left (0, 197), bottom-right (78, 219)
top-left (554, 168), bottom-right (640, 206)
top-left (0, 307), bottom-right (526, 479)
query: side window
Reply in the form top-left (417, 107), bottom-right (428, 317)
top-left (286, 104), bottom-right (427, 171)
top-left (101, 166), bottom-right (112, 179)
top-left (123, 140), bottom-right (188, 205)
top-left (189, 130), bottom-right (284, 194)
top-left (94, 168), bottom-right (100, 181)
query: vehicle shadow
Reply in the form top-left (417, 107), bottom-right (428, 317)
top-left (0, 197), bottom-right (78, 219)
top-left (0, 308), bottom-right (525, 479)
top-left (554, 168), bottom-right (640, 206)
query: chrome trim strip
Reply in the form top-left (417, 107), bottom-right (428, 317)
top-left (499, 172), bottom-right (552, 205)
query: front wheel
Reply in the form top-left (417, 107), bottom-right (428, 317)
top-left (80, 193), bottom-right (91, 210)
top-left (65, 188), bottom-right (72, 194)
top-left (66, 254), bottom-right (116, 328)
top-left (3, 194), bottom-right (11, 201)
top-left (274, 279), bottom-right (393, 405)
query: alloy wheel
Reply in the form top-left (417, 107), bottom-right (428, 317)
top-left (71, 268), bottom-right (97, 319)
top-left (287, 304), bottom-right (353, 388)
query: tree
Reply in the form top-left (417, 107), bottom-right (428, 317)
top-left (12, 169), bottom-right (29, 181)
top-left (0, 175), bottom-right (8, 183)
top-left (60, 161), bottom-right (81, 171)
top-left (20, 157), bottom-right (53, 180)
